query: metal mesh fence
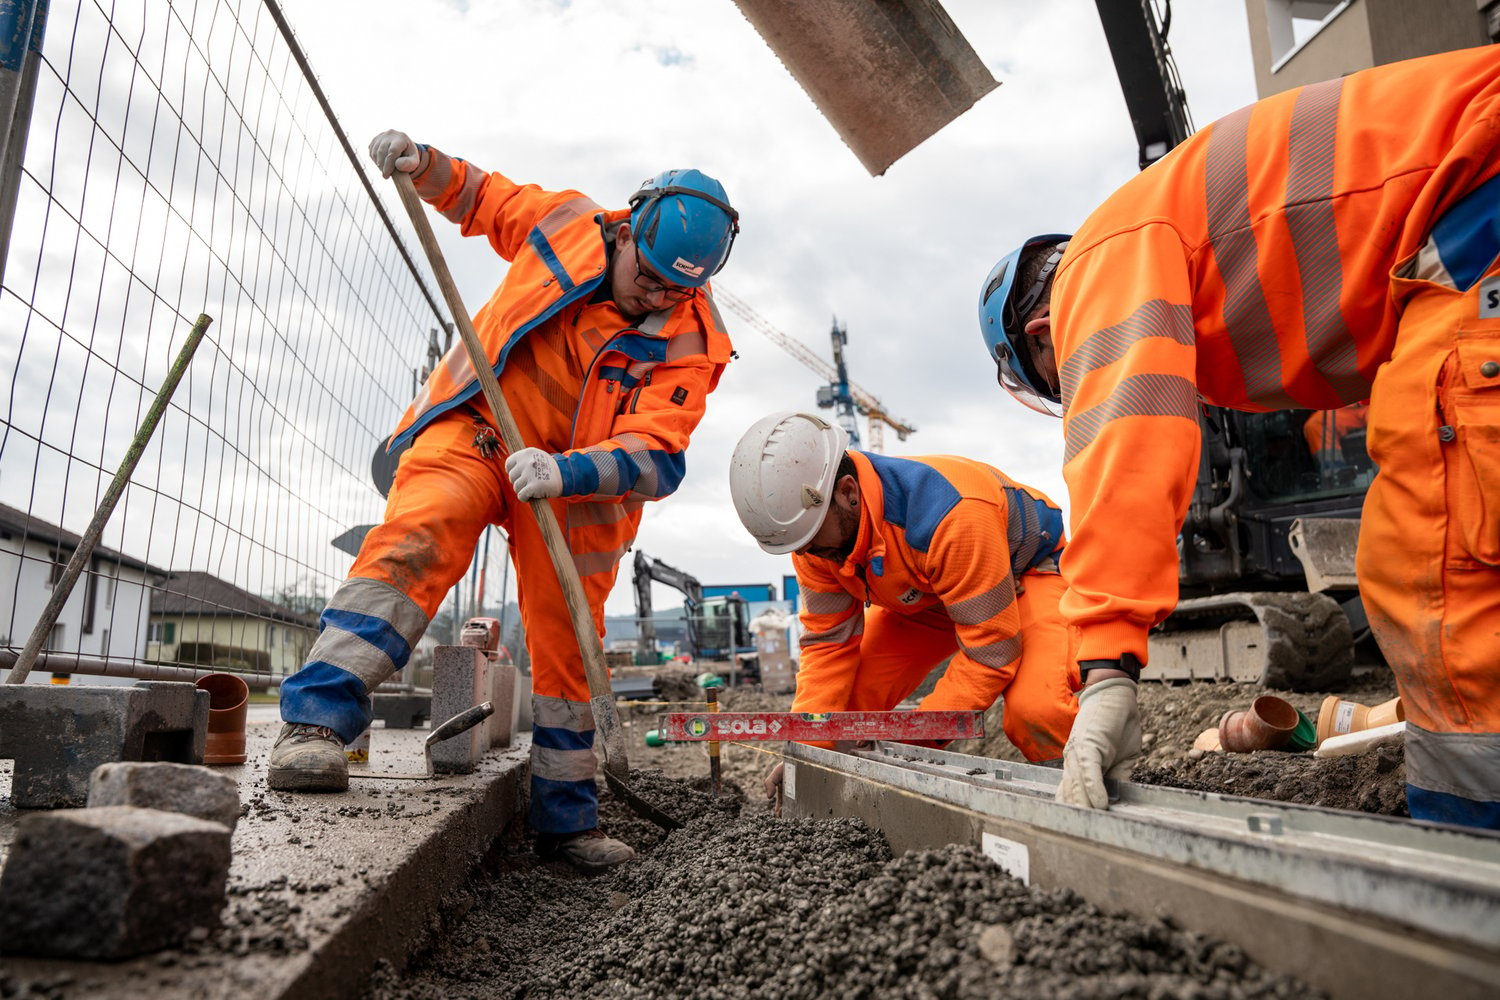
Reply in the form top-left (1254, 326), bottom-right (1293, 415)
top-left (0, 0), bottom-right (500, 684)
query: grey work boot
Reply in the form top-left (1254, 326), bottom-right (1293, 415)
top-left (535, 829), bottom-right (636, 874)
top-left (268, 723), bottom-right (349, 792)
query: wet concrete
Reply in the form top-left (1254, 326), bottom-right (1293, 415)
top-left (370, 774), bottom-right (1318, 1000)
top-left (0, 721), bottom-right (527, 999)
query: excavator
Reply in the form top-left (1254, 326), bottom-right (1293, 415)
top-left (631, 550), bottom-right (759, 683)
top-left (1094, 0), bottom-right (1367, 690)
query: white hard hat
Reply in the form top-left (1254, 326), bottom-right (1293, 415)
top-left (729, 411), bottom-right (850, 555)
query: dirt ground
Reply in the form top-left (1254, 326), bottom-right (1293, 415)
top-left (362, 670), bottom-right (1426, 998)
top-left (368, 776), bottom-right (1318, 1000)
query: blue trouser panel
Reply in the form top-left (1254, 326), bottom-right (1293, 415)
top-left (280, 661), bottom-right (372, 745)
top-left (530, 774), bottom-right (598, 835)
top-left (529, 695), bottom-right (599, 834)
top-left (1407, 785), bottom-right (1500, 830)
top-left (280, 578), bottom-right (430, 744)
top-left (529, 726), bottom-right (598, 833)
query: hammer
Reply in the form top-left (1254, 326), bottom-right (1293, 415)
top-left (352, 702), bottom-right (495, 780)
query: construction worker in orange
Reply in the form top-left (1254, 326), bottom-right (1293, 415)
top-left (269, 129), bottom-right (740, 873)
top-left (979, 46), bottom-right (1500, 828)
top-left (1303, 403), bottom-right (1369, 460)
top-left (729, 412), bottom-right (1081, 797)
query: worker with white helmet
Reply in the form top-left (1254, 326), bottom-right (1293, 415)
top-left (729, 412), bottom-right (1083, 795)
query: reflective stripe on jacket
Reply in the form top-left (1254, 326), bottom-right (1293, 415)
top-left (790, 452), bottom-right (1065, 713)
top-left (1051, 46), bottom-right (1500, 664)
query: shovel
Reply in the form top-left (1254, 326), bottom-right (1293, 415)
top-left (352, 702), bottom-right (496, 780)
top-left (390, 173), bottom-right (638, 798)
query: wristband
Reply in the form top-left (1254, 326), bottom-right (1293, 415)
top-left (1079, 653), bottom-right (1142, 683)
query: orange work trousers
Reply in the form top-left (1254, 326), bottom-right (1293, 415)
top-left (843, 571), bottom-right (1079, 762)
top-left (353, 411), bottom-right (615, 705)
top-left (1360, 258), bottom-right (1500, 825)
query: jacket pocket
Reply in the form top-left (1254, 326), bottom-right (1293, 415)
top-left (1448, 326), bottom-right (1500, 565)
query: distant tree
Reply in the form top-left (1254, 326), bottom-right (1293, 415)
top-left (266, 577), bottom-right (329, 619)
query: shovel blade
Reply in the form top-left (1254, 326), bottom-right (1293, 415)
top-left (592, 694), bottom-right (631, 782)
top-left (731, 0), bottom-right (998, 175)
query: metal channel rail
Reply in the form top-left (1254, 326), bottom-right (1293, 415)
top-left (782, 741), bottom-right (1500, 1000)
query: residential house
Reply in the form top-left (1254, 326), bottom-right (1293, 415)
top-left (0, 502), bottom-right (165, 680)
top-left (148, 571), bottom-right (318, 680)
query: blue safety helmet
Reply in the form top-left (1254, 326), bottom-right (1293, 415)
top-left (978, 234), bottom-right (1071, 418)
top-left (629, 169), bottom-right (739, 289)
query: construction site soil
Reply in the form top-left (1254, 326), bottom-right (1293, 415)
top-left (362, 674), bottom-right (1413, 999)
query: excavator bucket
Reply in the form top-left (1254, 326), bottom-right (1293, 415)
top-left (730, 0), bottom-right (999, 176)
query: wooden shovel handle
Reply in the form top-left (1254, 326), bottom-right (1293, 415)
top-left (390, 173), bottom-right (618, 723)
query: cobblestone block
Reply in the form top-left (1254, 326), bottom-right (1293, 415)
top-left (0, 682), bottom-right (208, 808)
top-left (0, 806), bottom-right (231, 959)
top-left (431, 645), bottom-right (490, 773)
top-left (88, 761), bottom-right (241, 831)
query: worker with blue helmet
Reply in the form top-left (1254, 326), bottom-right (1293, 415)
top-left (629, 168), bottom-right (739, 290)
top-left (271, 129), bottom-right (743, 874)
top-left (977, 234), bottom-right (1070, 418)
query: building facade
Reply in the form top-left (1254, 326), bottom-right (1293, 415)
top-left (0, 502), bottom-right (164, 681)
top-left (1245, 0), bottom-right (1495, 97)
top-left (148, 571), bottom-right (318, 679)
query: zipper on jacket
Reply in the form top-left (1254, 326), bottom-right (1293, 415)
top-left (854, 563), bottom-right (871, 608)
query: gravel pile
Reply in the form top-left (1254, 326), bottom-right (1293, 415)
top-left (368, 778), bottom-right (1318, 1000)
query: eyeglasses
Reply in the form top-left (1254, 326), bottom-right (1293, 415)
top-left (633, 246), bottom-right (695, 304)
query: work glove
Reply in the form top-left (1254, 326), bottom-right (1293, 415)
top-left (1055, 676), bottom-right (1142, 809)
top-left (368, 129), bottom-right (422, 178)
top-left (505, 447), bottom-right (563, 502)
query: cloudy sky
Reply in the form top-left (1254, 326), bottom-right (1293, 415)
top-left (276, 0), bottom-right (1260, 617)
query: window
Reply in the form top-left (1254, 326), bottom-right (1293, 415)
top-left (268, 625), bottom-right (276, 647)
top-left (47, 624), bottom-right (64, 650)
top-left (46, 550), bottom-right (65, 587)
top-left (105, 569), bottom-right (116, 609)
top-left (1265, 0), bottom-right (1352, 71)
top-left (100, 629), bottom-right (110, 655)
top-left (148, 621), bottom-right (177, 644)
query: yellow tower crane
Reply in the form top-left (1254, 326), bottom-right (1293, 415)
top-left (715, 288), bottom-right (916, 452)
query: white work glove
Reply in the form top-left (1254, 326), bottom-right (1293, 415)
top-left (1055, 676), bottom-right (1142, 809)
top-left (505, 447), bottom-right (563, 502)
top-left (368, 129), bottom-right (422, 178)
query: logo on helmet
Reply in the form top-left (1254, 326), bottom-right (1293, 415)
top-left (671, 256), bottom-right (705, 278)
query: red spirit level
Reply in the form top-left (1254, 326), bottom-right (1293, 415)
top-left (654, 710), bottom-right (983, 743)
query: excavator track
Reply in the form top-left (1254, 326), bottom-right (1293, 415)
top-left (1146, 591), bottom-right (1354, 690)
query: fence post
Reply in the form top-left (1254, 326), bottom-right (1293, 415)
top-left (0, 0), bottom-right (45, 291)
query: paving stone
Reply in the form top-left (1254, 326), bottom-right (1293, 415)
top-left (0, 682), bottom-right (208, 808)
top-left (0, 806), bottom-right (231, 959)
top-left (88, 761), bottom-right (241, 831)
top-left (431, 646), bottom-right (490, 774)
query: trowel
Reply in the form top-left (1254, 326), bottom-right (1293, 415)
top-left (351, 702), bottom-right (495, 780)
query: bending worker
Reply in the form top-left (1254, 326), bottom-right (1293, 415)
top-left (269, 129), bottom-right (740, 872)
top-left (979, 46), bottom-right (1500, 828)
top-left (729, 411), bottom-right (1081, 795)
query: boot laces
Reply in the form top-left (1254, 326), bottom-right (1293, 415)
top-left (283, 723), bottom-right (339, 745)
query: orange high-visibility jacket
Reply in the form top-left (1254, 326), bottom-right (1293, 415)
top-left (790, 452), bottom-right (1065, 712)
top-left (1051, 46), bottom-right (1500, 664)
top-left (387, 147), bottom-right (734, 508)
